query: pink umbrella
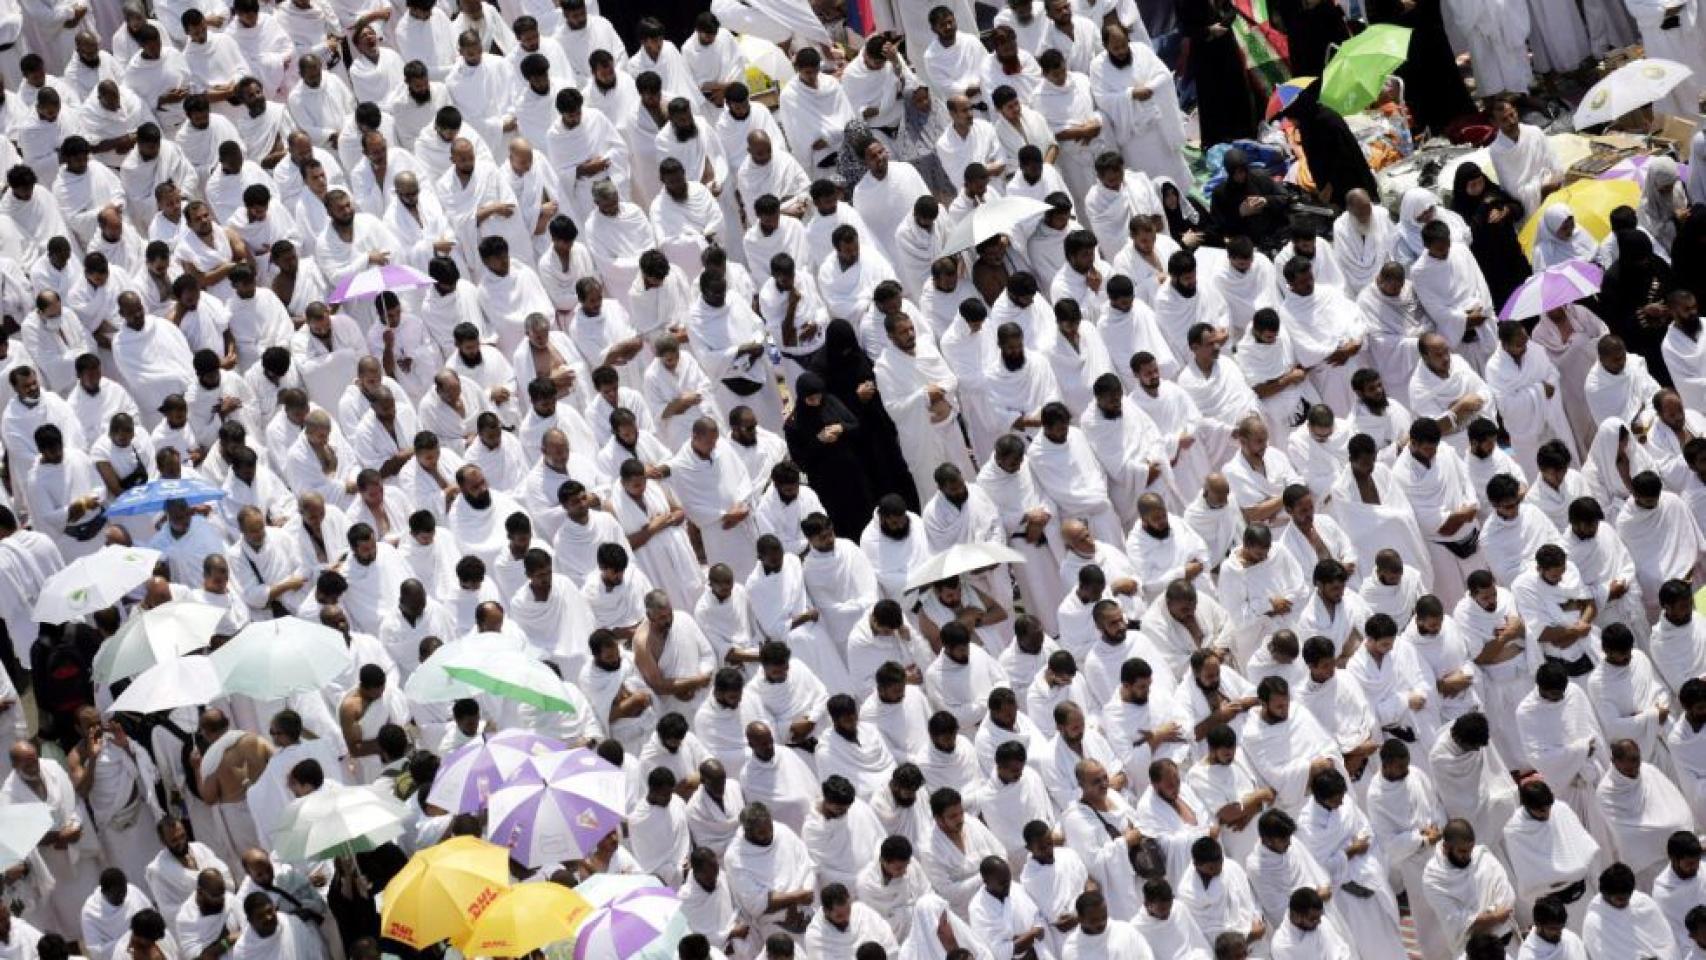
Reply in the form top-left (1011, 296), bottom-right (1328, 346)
top-left (1498, 259), bottom-right (1603, 321)
top-left (327, 263), bottom-right (433, 303)
top-left (1596, 154), bottom-right (1690, 186)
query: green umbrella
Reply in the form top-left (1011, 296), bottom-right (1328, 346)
top-left (1319, 25), bottom-right (1412, 115)
top-left (443, 650), bottom-right (581, 714)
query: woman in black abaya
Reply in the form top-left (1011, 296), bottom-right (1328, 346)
top-left (808, 319), bottom-right (922, 512)
top-left (1600, 229), bottom-right (1676, 385)
top-left (1283, 84), bottom-right (1379, 209)
top-left (785, 373), bottom-right (875, 539)
top-left (1178, 0), bottom-right (1259, 147)
top-left (1366, 0), bottom-right (1475, 135)
top-left (1272, 0), bottom-right (1349, 77)
top-left (1448, 162), bottom-right (1530, 312)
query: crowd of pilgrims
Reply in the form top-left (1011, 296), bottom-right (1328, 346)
top-left (6, 0), bottom-right (1706, 958)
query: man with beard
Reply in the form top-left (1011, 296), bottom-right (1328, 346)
top-left (312, 189), bottom-right (397, 319)
top-left (2, 741), bottom-right (98, 938)
top-left (172, 869), bottom-right (243, 960)
top-left (233, 890), bottom-right (325, 960)
top-left (144, 817), bottom-right (233, 926)
top-left (666, 418), bottom-right (760, 580)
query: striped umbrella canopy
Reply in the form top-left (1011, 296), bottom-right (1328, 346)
top-left (485, 750), bottom-right (625, 868)
top-left (571, 888), bottom-right (686, 960)
top-left (327, 263), bottom-right (432, 303)
top-left (426, 729), bottom-right (566, 814)
top-left (1498, 259), bottom-right (1603, 321)
top-left (1266, 77), bottom-right (1316, 120)
top-left (1596, 154), bottom-right (1691, 186)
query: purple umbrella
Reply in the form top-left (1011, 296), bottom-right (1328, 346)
top-left (1597, 154), bottom-right (1690, 187)
top-left (1498, 259), bottom-right (1604, 322)
top-left (571, 888), bottom-right (686, 960)
top-left (327, 263), bottom-right (433, 303)
top-left (424, 730), bottom-right (566, 814)
top-left (483, 750), bottom-right (625, 867)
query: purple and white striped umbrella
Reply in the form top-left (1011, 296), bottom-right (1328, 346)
top-left (327, 263), bottom-right (432, 303)
top-left (484, 779), bottom-right (624, 868)
top-left (571, 888), bottom-right (686, 960)
top-left (531, 748), bottom-right (627, 812)
top-left (425, 729), bottom-right (566, 814)
top-left (1596, 154), bottom-right (1690, 187)
top-left (1498, 259), bottom-right (1604, 321)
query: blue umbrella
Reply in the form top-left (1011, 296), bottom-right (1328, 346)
top-left (107, 477), bottom-right (226, 517)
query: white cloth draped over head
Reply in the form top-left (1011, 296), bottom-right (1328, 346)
top-left (1393, 187), bottom-right (1470, 265)
top-left (1639, 156), bottom-right (1686, 257)
top-left (1533, 205), bottom-right (1598, 269)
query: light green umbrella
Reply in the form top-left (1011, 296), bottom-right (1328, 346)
top-left (272, 784), bottom-right (407, 861)
top-left (443, 650), bottom-right (580, 714)
top-left (211, 619), bottom-right (352, 699)
top-left (405, 632), bottom-right (542, 703)
top-left (1319, 25), bottom-right (1412, 115)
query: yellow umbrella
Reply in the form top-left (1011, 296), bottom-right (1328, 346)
top-left (457, 883), bottom-right (595, 957)
top-left (1517, 178), bottom-right (1640, 256)
top-left (381, 836), bottom-right (513, 948)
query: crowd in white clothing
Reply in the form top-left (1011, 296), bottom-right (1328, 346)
top-left (4, 1), bottom-right (1706, 960)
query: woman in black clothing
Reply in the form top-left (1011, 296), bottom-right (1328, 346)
top-left (1284, 84), bottom-right (1379, 209)
top-left (808, 320), bottom-right (922, 512)
top-left (1669, 204), bottom-right (1706, 292)
top-left (1178, 0), bottom-right (1260, 147)
top-left (1599, 229), bottom-right (1676, 384)
top-left (785, 372), bottom-right (875, 539)
top-left (1365, 0), bottom-right (1475, 135)
top-left (1448, 162), bottom-right (1530, 312)
top-left (1273, 0), bottom-right (1349, 77)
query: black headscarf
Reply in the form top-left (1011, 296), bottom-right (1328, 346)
top-left (787, 371), bottom-right (859, 438)
top-left (1602, 228), bottom-right (1675, 384)
top-left (784, 370), bottom-right (874, 538)
top-left (816, 318), bottom-right (876, 400)
top-left (804, 319), bottom-right (921, 512)
top-left (1671, 203), bottom-right (1706, 289)
top-left (1448, 161), bottom-right (1530, 310)
top-left (1284, 84), bottom-right (1378, 206)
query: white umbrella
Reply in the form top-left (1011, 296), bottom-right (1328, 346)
top-left (211, 619), bottom-right (352, 699)
top-left (107, 655), bottom-right (222, 716)
top-left (404, 632), bottom-right (542, 704)
top-left (904, 542), bottom-right (1027, 592)
top-left (0, 803), bottom-right (53, 869)
top-left (93, 600), bottom-right (225, 683)
top-left (1574, 58), bottom-right (1694, 129)
top-left (939, 195), bottom-right (1052, 256)
top-left (33, 546), bottom-right (161, 623)
top-left (272, 783), bottom-right (407, 862)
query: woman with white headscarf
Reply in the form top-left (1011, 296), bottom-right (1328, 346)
top-left (897, 894), bottom-right (995, 960)
top-left (1639, 157), bottom-right (1687, 258)
top-left (1532, 206), bottom-right (1599, 269)
top-left (1392, 186), bottom-right (1470, 266)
